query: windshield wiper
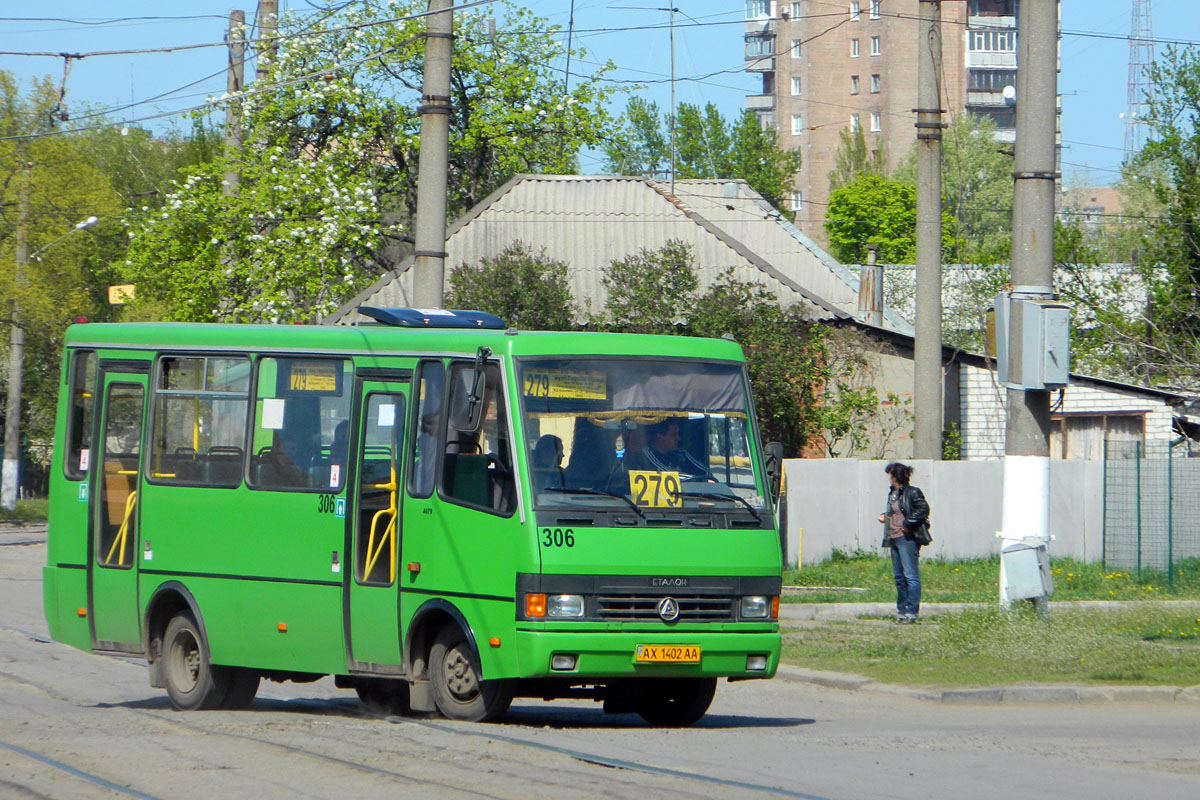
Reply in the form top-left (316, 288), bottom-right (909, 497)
top-left (543, 487), bottom-right (645, 518)
top-left (676, 490), bottom-right (762, 523)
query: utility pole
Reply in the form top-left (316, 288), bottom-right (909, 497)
top-left (913, 0), bottom-right (943, 461)
top-left (668, 5), bottom-right (676, 196)
top-left (412, 0), bottom-right (454, 309)
top-left (256, 0), bottom-right (278, 84)
top-left (2, 163), bottom-right (31, 510)
top-left (1000, 0), bottom-right (1060, 612)
top-left (224, 10), bottom-right (246, 196)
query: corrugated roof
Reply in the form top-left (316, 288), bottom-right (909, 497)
top-left (327, 175), bottom-right (909, 331)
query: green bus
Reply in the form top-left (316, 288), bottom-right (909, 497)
top-left (43, 309), bottom-right (782, 725)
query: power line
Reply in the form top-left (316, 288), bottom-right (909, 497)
top-left (0, 0), bottom-right (500, 59)
top-left (0, 33), bottom-right (425, 143)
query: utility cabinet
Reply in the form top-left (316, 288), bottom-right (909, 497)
top-left (991, 292), bottom-right (1070, 390)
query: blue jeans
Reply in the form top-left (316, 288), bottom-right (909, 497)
top-left (889, 536), bottom-right (921, 616)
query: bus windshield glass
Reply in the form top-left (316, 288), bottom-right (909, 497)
top-left (518, 358), bottom-right (766, 517)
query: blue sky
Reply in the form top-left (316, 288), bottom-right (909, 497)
top-left (2, 1), bottom-right (1197, 185)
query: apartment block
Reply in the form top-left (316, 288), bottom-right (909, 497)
top-left (745, 0), bottom-right (1056, 245)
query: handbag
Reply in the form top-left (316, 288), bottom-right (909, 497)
top-left (911, 520), bottom-right (932, 546)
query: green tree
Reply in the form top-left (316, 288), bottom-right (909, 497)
top-left (893, 113), bottom-right (1013, 264)
top-left (123, 0), bottom-right (616, 323)
top-left (602, 100), bottom-right (800, 210)
top-left (827, 127), bottom-right (886, 191)
top-left (601, 240), bottom-right (698, 335)
top-left (687, 272), bottom-right (874, 456)
top-left (446, 241), bottom-right (576, 330)
top-left (600, 97), bottom-right (669, 176)
top-left (0, 72), bottom-right (121, 439)
top-left (1123, 45), bottom-right (1200, 383)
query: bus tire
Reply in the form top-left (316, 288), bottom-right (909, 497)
top-left (635, 677), bottom-right (717, 727)
top-left (355, 678), bottom-right (411, 716)
top-left (162, 611), bottom-right (230, 711)
top-left (429, 626), bottom-right (514, 722)
top-left (219, 668), bottom-right (260, 710)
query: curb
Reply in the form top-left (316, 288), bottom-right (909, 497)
top-left (773, 665), bottom-right (1200, 705)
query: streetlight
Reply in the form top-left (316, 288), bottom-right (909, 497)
top-left (29, 216), bottom-right (99, 262)
top-left (2, 215), bottom-right (99, 510)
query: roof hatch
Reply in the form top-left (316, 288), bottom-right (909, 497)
top-left (358, 307), bottom-right (506, 329)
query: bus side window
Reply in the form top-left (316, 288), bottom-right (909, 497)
top-left (148, 356), bottom-right (250, 487)
top-left (249, 357), bottom-right (351, 492)
top-left (408, 360), bottom-right (444, 499)
top-left (442, 362), bottom-right (515, 515)
top-left (64, 350), bottom-right (97, 480)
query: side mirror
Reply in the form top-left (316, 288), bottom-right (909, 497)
top-left (463, 346), bottom-right (491, 432)
top-left (764, 441), bottom-right (784, 504)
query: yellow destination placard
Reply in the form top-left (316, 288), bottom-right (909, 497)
top-left (289, 361), bottom-right (338, 392)
top-left (523, 369), bottom-right (607, 400)
top-left (628, 470), bottom-right (682, 508)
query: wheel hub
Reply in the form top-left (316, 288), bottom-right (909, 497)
top-left (443, 647), bottom-right (478, 700)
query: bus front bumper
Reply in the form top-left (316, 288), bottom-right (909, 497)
top-left (513, 629), bottom-right (780, 680)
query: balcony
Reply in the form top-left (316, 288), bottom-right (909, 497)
top-left (968, 14), bottom-right (1015, 28)
top-left (746, 94), bottom-right (776, 111)
top-left (966, 51), bottom-right (1017, 69)
top-left (745, 55), bottom-right (775, 72)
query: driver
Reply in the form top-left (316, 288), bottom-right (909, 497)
top-left (625, 419), bottom-right (711, 481)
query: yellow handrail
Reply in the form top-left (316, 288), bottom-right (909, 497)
top-left (363, 466), bottom-right (397, 582)
top-left (104, 490), bottom-right (137, 566)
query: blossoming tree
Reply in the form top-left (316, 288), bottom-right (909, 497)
top-left (122, 0), bottom-right (615, 322)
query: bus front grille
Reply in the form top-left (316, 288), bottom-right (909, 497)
top-left (596, 594), bottom-right (735, 621)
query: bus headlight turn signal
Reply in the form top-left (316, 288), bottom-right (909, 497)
top-left (546, 594), bottom-right (585, 618)
top-left (524, 593), bottom-right (585, 618)
top-left (740, 596), bottom-right (778, 619)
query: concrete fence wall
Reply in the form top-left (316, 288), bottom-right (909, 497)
top-left (782, 459), bottom-right (1105, 568)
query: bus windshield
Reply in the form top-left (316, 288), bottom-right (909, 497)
top-left (518, 358), bottom-right (767, 518)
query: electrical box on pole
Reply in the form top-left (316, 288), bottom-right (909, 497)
top-left (990, 290), bottom-right (1070, 390)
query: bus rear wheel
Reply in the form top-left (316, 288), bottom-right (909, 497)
top-left (635, 677), bottom-right (717, 727)
top-left (162, 612), bottom-right (230, 710)
top-left (429, 626), bottom-right (514, 722)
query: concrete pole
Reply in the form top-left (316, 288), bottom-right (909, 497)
top-left (1, 164), bottom-right (31, 510)
top-left (224, 10), bottom-right (246, 196)
top-left (1000, 0), bottom-right (1058, 610)
top-left (412, 0), bottom-right (454, 309)
top-left (913, 0), bottom-right (943, 461)
top-left (255, 0), bottom-right (277, 84)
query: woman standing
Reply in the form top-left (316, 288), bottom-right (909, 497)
top-left (877, 462), bottom-right (930, 623)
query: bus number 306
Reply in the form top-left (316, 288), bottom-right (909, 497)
top-left (541, 528), bottom-right (575, 548)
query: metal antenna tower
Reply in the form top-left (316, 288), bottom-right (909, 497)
top-left (1124, 0), bottom-right (1154, 162)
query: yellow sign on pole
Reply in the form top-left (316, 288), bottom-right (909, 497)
top-left (107, 284), bottom-right (136, 304)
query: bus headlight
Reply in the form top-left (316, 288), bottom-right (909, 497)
top-left (546, 594), bottom-right (585, 618)
top-left (740, 595), bottom-right (770, 619)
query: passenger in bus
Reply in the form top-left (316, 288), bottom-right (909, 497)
top-left (531, 434), bottom-right (564, 490)
top-left (264, 429), bottom-right (308, 487)
top-left (563, 420), bottom-right (617, 491)
top-left (625, 419), bottom-right (711, 481)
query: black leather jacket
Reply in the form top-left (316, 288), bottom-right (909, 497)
top-left (880, 484), bottom-right (930, 547)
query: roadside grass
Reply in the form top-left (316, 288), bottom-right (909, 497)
top-left (781, 605), bottom-right (1200, 686)
top-left (0, 498), bottom-right (48, 523)
top-left (783, 550), bottom-right (1200, 602)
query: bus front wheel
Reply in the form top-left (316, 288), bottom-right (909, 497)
top-left (162, 612), bottom-right (230, 711)
top-left (429, 626), bottom-right (514, 722)
top-left (635, 677), bottom-right (717, 727)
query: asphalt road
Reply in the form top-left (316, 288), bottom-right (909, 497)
top-left (3, 527), bottom-right (1199, 800)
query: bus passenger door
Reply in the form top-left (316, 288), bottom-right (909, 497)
top-left (346, 379), bottom-right (409, 671)
top-left (89, 368), bottom-right (149, 652)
